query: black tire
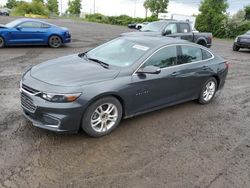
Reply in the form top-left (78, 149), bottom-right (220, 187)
top-left (48, 35), bottom-right (62, 48)
top-left (198, 77), bottom-right (217, 105)
top-left (233, 44), bottom-right (240, 51)
top-left (82, 97), bottom-right (123, 137)
top-left (198, 40), bottom-right (207, 47)
top-left (137, 26), bottom-right (142, 30)
top-left (0, 36), bottom-right (5, 48)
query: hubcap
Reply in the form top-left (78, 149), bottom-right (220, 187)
top-left (91, 103), bottom-right (118, 133)
top-left (203, 81), bottom-right (216, 102)
top-left (50, 36), bottom-right (61, 47)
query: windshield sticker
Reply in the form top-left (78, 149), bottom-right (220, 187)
top-left (133, 44), bottom-right (149, 51)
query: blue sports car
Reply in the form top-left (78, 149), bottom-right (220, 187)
top-left (0, 18), bottom-right (71, 48)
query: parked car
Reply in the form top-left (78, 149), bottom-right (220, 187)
top-left (20, 36), bottom-right (228, 137)
top-left (0, 18), bottom-right (71, 48)
top-left (135, 22), bottom-right (149, 30)
top-left (0, 8), bottom-right (10, 16)
top-left (233, 30), bottom-right (250, 51)
top-left (122, 20), bottom-right (213, 48)
top-left (128, 23), bottom-right (137, 29)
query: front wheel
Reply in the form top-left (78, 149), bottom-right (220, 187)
top-left (198, 78), bottom-right (217, 104)
top-left (82, 97), bottom-right (123, 137)
top-left (49, 35), bottom-right (62, 48)
top-left (0, 36), bottom-right (5, 48)
top-left (233, 44), bottom-right (240, 51)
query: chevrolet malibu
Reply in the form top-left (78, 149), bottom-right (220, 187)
top-left (20, 36), bottom-right (228, 137)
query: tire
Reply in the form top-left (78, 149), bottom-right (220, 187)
top-left (198, 40), bottom-right (207, 47)
top-left (0, 36), bottom-right (5, 48)
top-left (198, 77), bottom-right (217, 105)
top-left (48, 35), bottom-right (62, 48)
top-left (137, 26), bottom-right (142, 30)
top-left (82, 97), bottom-right (123, 137)
top-left (233, 44), bottom-right (240, 51)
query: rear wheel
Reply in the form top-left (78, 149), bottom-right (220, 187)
top-left (49, 35), bottom-right (62, 48)
top-left (0, 36), bottom-right (5, 48)
top-left (198, 77), bottom-right (217, 104)
top-left (82, 97), bottom-right (123, 137)
top-left (198, 40), bottom-right (207, 47)
top-left (233, 44), bottom-right (240, 51)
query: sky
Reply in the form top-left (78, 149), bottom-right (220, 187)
top-left (0, 0), bottom-right (249, 17)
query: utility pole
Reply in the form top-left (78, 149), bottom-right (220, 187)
top-left (133, 0), bottom-right (137, 18)
top-left (93, 0), bottom-right (96, 14)
top-left (60, 0), bottom-right (63, 15)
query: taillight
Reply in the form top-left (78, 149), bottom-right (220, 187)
top-left (225, 61), bottom-right (229, 69)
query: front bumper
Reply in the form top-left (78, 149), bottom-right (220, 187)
top-left (21, 91), bottom-right (84, 133)
top-left (63, 34), bottom-right (71, 44)
top-left (234, 41), bottom-right (250, 48)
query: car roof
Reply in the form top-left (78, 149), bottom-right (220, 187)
top-left (121, 35), bottom-right (191, 48)
top-left (15, 18), bottom-right (53, 26)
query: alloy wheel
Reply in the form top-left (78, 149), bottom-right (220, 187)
top-left (91, 103), bottom-right (118, 133)
top-left (49, 36), bottom-right (61, 48)
top-left (203, 81), bottom-right (216, 102)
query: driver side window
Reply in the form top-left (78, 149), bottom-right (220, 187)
top-left (164, 24), bottom-right (177, 34)
top-left (143, 46), bottom-right (177, 68)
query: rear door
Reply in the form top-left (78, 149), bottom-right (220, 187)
top-left (178, 23), bottom-right (193, 42)
top-left (173, 45), bottom-right (214, 101)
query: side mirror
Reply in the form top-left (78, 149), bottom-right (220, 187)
top-left (16, 26), bottom-right (22, 30)
top-left (137, 65), bottom-right (161, 74)
top-left (162, 29), bottom-right (172, 36)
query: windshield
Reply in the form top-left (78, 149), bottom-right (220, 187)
top-left (140, 22), bottom-right (166, 32)
top-left (86, 38), bottom-right (150, 67)
top-left (5, 20), bottom-right (22, 28)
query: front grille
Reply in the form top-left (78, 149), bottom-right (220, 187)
top-left (22, 84), bottom-right (39, 94)
top-left (21, 93), bottom-right (37, 113)
top-left (239, 38), bottom-right (250, 43)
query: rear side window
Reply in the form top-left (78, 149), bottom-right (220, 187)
top-left (144, 46), bottom-right (177, 68)
top-left (202, 49), bottom-right (213, 60)
top-left (179, 23), bottom-right (190, 33)
top-left (178, 45), bottom-right (202, 64)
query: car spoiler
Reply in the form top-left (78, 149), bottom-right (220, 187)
top-left (0, 24), bottom-right (7, 28)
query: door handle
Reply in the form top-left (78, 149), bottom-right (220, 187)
top-left (202, 66), bottom-right (209, 70)
top-left (171, 71), bottom-right (179, 76)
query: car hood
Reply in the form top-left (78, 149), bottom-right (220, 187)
top-left (239, 34), bottom-right (250, 38)
top-left (121, 31), bottom-right (162, 37)
top-left (30, 54), bottom-right (120, 87)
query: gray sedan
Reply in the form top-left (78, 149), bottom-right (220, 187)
top-left (20, 36), bottom-right (228, 137)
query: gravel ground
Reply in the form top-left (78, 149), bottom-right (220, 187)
top-left (0, 17), bottom-right (250, 188)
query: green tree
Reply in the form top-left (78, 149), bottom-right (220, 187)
top-left (244, 5), bottom-right (250, 20)
top-left (5, 0), bottom-right (18, 9)
top-left (195, 0), bottom-right (228, 37)
top-left (143, 0), bottom-right (169, 16)
top-left (67, 0), bottom-right (82, 15)
top-left (32, 0), bottom-right (45, 4)
top-left (47, 0), bottom-right (59, 15)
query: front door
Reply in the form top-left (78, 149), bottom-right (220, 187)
top-left (130, 46), bottom-right (180, 114)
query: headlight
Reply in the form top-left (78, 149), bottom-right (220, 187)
top-left (40, 92), bottom-right (81, 103)
top-left (235, 37), bottom-right (238, 42)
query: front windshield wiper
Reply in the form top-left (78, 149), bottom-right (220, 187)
top-left (79, 52), bottom-right (109, 69)
top-left (88, 57), bottom-right (109, 69)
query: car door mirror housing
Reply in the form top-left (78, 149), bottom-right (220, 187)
top-left (162, 30), bottom-right (172, 36)
top-left (16, 26), bottom-right (22, 30)
top-left (137, 65), bottom-right (161, 74)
